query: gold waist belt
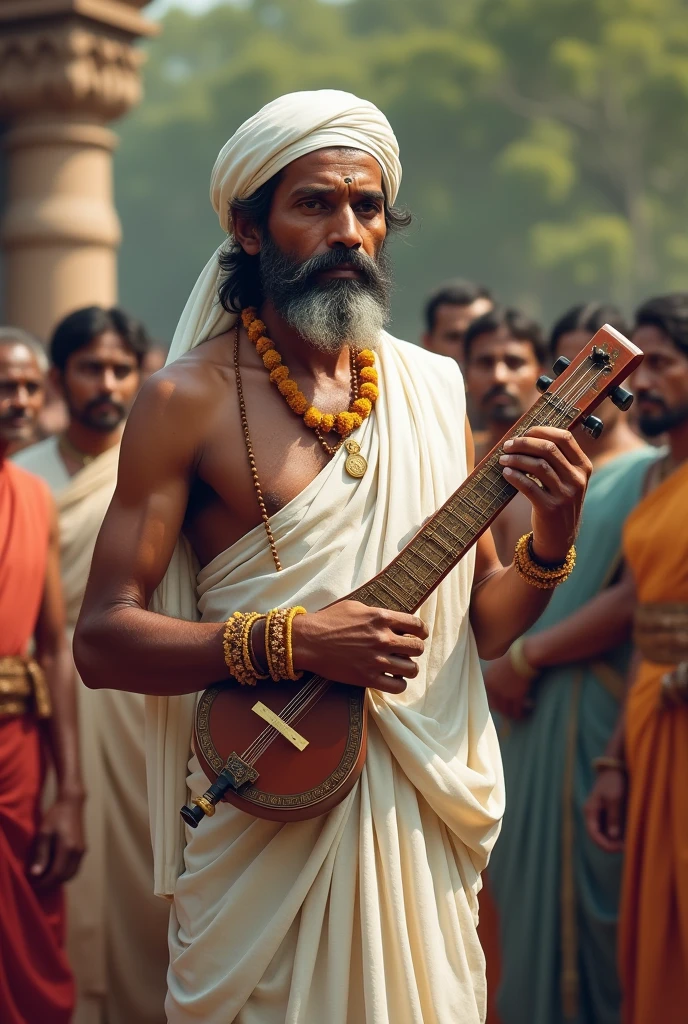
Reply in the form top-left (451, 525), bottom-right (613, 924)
top-left (0, 656), bottom-right (52, 719)
top-left (634, 603), bottom-right (688, 665)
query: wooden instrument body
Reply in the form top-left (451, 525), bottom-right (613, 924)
top-left (194, 678), bottom-right (367, 822)
top-left (189, 326), bottom-right (643, 826)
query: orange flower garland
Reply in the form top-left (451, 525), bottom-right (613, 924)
top-left (241, 307), bottom-right (379, 439)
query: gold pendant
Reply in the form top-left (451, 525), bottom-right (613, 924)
top-left (344, 439), bottom-right (367, 479)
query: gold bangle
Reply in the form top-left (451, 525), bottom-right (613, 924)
top-left (265, 607), bottom-right (307, 681)
top-left (592, 755), bottom-right (626, 773)
top-left (513, 532), bottom-right (576, 590)
top-left (264, 609), bottom-right (283, 681)
top-left (509, 636), bottom-right (538, 680)
top-left (223, 611), bottom-right (265, 686)
top-left (241, 612), bottom-right (268, 683)
top-left (285, 606), bottom-right (306, 681)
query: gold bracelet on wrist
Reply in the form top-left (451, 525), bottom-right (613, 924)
top-left (513, 532), bottom-right (576, 590)
top-left (509, 636), bottom-right (539, 680)
top-left (222, 611), bottom-right (267, 686)
top-left (265, 606), bottom-right (307, 681)
top-left (592, 755), bottom-right (626, 774)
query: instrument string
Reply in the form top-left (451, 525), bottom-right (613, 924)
top-left (238, 359), bottom-right (610, 768)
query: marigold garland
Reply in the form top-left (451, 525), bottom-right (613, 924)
top-left (241, 307), bottom-right (379, 439)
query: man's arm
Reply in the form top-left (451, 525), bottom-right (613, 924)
top-left (483, 569), bottom-right (634, 719)
top-left (30, 498), bottom-right (85, 888)
top-left (466, 417), bottom-right (592, 660)
top-left (75, 372), bottom-right (428, 698)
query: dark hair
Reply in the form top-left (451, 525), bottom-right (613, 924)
top-left (50, 306), bottom-right (151, 372)
top-left (634, 293), bottom-right (688, 354)
top-left (464, 306), bottom-right (546, 364)
top-left (217, 171), bottom-right (412, 314)
top-left (423, 279), bottom-right (492, 333)
top-left (549, 302), bottom-right (629, 356)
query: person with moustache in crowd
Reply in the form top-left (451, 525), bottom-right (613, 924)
top-left (0, 328), bottom-right (85, 1024)
top-left (73, 91), bottom-right (592, 1024)
top-left (484, 303), bottom-right (656, 1024)
top-left (585, 294), bottom-right (688, 1024)
top-left (422, 279), bottom-right (494, 366)
top-left (463, 306), bottom-right (546, 565)
top-left (16, 308), bottom-right (170, 1024)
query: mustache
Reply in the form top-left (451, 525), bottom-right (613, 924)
top-left (84, 396), bottom-right (126, 416)
top-left (636, 390), bottom-right (667, 409)
top-left (481, 385), bottom-right (519, 405)
top-left (265, 244), bottom-right (385, 291)
top-left (0, 409), bottom-right (30, 423)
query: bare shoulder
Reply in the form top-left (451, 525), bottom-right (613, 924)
top-left (125, 333), bottom-right (236, 455)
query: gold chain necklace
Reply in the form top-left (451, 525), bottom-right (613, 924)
top-left (58, 433), bottom-right (95, 468)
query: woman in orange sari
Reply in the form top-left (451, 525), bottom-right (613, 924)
top-left (585, 294), bottom-right (688, 1024)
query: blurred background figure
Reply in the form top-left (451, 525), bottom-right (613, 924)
top-left (0, 330), bottom-right (85, 1024)
top-left (483, 302), bottom-right (656, 1024)
top-left (463, 306), bottom-right (545, 564)
top-left (0, 327), bottom-right (49, 453)
top-left (586, 293), bottom-right (688, 1024)
top-left (15, 307), bottom-right (169, 1024)
top-left (422, 279), bottom-right (494, 366)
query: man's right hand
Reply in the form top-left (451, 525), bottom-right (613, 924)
top-left (292, 600), bottom-right (428, 694)
top-left (584, 768), bottom-right (627, 853)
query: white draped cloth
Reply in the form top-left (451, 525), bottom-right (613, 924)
top-left (144, 89), bottom-right (504, 1023)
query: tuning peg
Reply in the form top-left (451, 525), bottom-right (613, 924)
top-left (582, 414), bottom-right (604, 439)
top-left (536, 375), bottom-right (554, 393)
top-left (610, 385), bottom-right (633, 411)
top-left (552, 356), bottom-right (570, 377)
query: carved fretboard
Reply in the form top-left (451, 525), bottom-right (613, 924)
top-left (350, 391), bottom-right (578, 614)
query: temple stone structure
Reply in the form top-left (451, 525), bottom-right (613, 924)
top-left (0, 1), bottom-right (157, 339)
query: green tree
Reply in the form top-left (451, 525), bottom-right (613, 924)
top-left (116, 0), bottom-right (688, 343)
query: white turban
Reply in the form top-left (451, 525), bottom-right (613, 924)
top-left (166, 90), bottom-right (401, 364)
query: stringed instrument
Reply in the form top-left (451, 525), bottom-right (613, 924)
top-left (181, 325), bottom-right (642, 828)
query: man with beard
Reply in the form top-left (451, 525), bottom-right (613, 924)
top-left (464, 307), bottom-right (546, 564)
top-left (484, 302), bottom-right (654, 1024)
top-left (16, 307), bottom-right (170, 1024)
top-left (586, 293), bottom-right (688, 1024)
top-left (74, 91), bottom-right (591, 1024)
top-left (0, 329), bottom-right (85, 1023)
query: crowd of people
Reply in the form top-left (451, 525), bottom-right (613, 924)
top-left (1, 87), bottom-right (687, 1024)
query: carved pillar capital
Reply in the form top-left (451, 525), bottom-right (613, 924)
top-left (0, 1), bottom-right (158, 338)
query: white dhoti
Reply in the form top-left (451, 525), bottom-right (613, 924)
top-left (152, 336), bottom-right (504, 1023)
top-left (15, 438), bottom-right (170, 1024)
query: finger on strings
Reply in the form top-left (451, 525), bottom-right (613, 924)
top-left (499, 453), bottom-right (564, 494)
top-left (523, 426), bottom-right (592, 472)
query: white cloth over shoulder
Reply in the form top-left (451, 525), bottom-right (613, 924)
top-left (166, 335), bottom-right (503, 1023)
top-left (148, 89), bottom-right (403, 898)
top-left (165, 89), bottom-right (401, 366)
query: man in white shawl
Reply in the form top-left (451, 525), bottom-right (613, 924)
top-left (75, 91), bottom-right (591, 1024)
top-left (16, 307), bottom-right (169, 1024)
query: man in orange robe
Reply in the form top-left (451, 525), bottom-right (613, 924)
top-left (0, 329), bottom-right (85, 1023)
top-left (585, 293), bottom-right (688, 1024)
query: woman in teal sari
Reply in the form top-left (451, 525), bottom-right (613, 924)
top-left (484, 306), bottom-right (660, 1024)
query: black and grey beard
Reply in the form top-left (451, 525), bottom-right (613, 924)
top-left (639, 402), bottom-right (688, 437)
top-left (258, 234), bottom-right (392, 353)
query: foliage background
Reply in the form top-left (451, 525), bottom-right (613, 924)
top-left (118, 0), bottom-right (688, 344)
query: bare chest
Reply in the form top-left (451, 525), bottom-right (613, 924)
top-left (183, 365), bottom-right (350, 568)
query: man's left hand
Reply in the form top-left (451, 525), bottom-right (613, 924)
top-left (499, 426), bottom-right (592, 563)
top-left (29, 796), bottom-right (86, 889)
top-left (483, 654), bottom-right (534, 720)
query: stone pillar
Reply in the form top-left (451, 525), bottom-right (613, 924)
top-left (0, 1), bottom-right (157, 339)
